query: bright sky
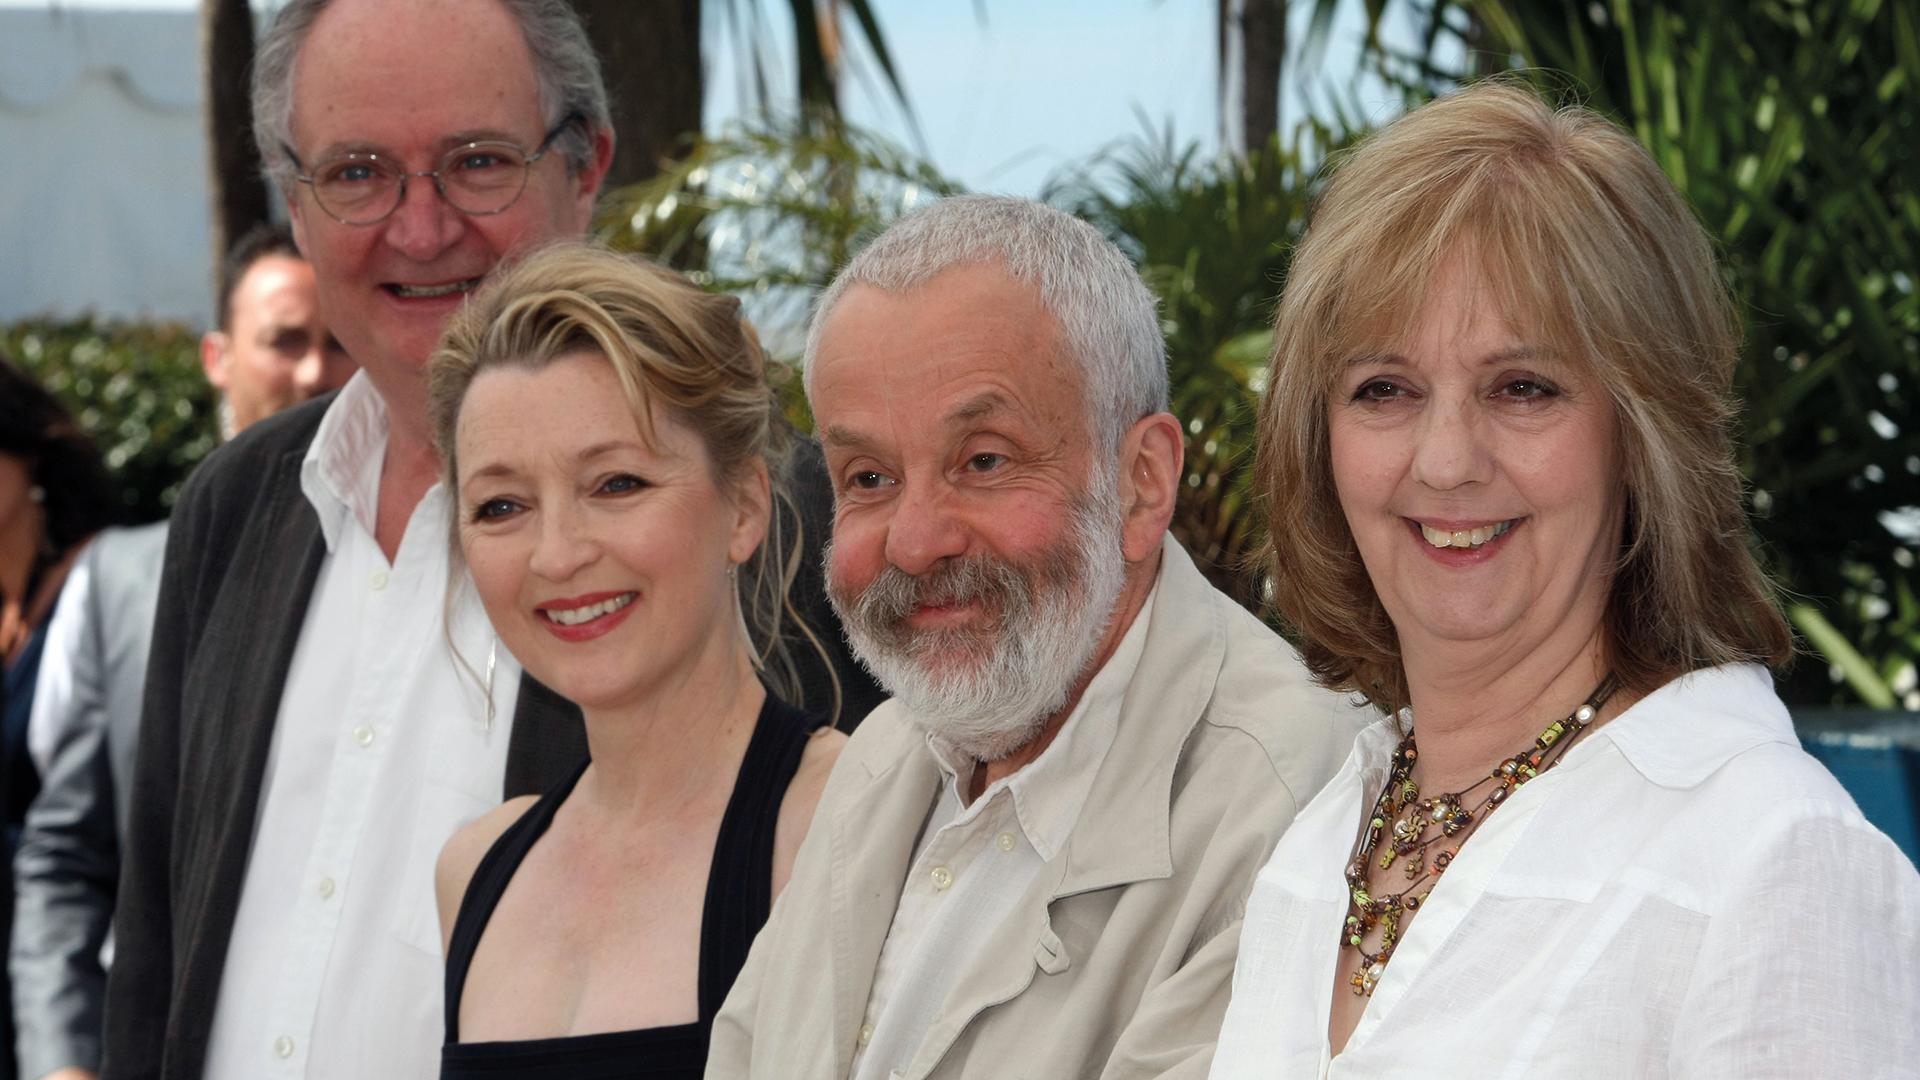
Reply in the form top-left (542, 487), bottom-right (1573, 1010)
top-left (2, 0), bottom-right (1417, 197)
top-left (709, 0), bottom-right (1418, 195)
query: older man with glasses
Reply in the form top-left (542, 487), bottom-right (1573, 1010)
top-left (97, 5), bottom-right (613, 1080)
top-left (100, 3), bottom-right (875, 1079)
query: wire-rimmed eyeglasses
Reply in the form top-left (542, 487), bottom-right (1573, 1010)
top-left (285, 113), bottom-right (583, 226)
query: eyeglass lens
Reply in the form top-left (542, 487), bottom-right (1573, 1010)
top-left (310, 142), bottom-right (534, 224)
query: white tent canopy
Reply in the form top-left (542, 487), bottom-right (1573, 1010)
top-left (0, 6), bottom-right (215, 327)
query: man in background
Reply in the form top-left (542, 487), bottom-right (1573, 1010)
top-left (13, 225), bottom-right (349, 1080)
top-left (199, 225), bottom-right (356, 439)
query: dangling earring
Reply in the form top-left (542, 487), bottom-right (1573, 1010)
top-left (483, 637), bottom-right (498, 733)
top-left (729, 560), bottom-right (763, 669)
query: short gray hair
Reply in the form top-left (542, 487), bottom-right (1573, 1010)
top-left (803, 195), bottom-right (1167, 452)
top-left (252, 0), bottom-right (611, 194)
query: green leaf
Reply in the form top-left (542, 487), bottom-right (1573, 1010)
top-left (1791, 603), bottom-right (1897, 708)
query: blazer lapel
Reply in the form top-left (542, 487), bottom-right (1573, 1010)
top-left (1059, 541), bottom-right (1227, 896)
top-left (170, 446), bottom-right (326, 1072)
top-left (829, 715), bottom-right (942, 1079)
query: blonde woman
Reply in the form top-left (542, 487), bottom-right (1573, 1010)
top-left (426, 245), bottom-right (845, 1079)
top-left (1211, 83), bottom-right (1920, 1076)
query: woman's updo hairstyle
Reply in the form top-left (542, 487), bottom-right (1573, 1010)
top-left (428, 242), bottom-right (838, 719)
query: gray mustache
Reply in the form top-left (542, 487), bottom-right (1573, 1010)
top-left (838, 555), bottom-right (1037, 654)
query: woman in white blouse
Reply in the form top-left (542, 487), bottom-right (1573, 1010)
top-left (1210, 82), bottom-right (1920, 1078)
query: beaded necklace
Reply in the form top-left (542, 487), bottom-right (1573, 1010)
top-left (1343, 673), bottom-right (1619, 996)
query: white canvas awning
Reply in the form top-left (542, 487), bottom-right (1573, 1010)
top-left (0, 7), bottom-right (214, 327)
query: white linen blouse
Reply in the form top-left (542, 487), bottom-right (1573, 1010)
top-left (1211, 663), bottom-right (1920, 1079)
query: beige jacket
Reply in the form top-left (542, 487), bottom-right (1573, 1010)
top-left (706, 540), bottom-right (1366, 1080)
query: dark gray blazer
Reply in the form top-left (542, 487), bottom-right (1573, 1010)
top-left (11, 521), bottom-right (168, 1079)
top-left (99, 394), bottom-right (880, 1080)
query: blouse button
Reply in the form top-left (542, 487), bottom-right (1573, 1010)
top-left (273, 1035), bottom-right (295, 1058)
top-left (997, 832), bottom-right (1017, 852)
top-left (353, 725), bottom-right (375, 747)
top-left (930, 865), bottom-right (954, 891)
top-left (858, 1023), bottom-right (874, 1047)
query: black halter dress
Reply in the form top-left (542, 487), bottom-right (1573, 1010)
top-left (441, 693), bottom-right (821, 1079)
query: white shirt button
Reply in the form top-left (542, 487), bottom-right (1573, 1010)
top-left (997, 832), bottom-right (1017, 852)
top-left (370, 571), bottom-right (389, 591)
top-left (317, 876), bottom-right (336, 899)
top-left (274, 1035), bottom-right (295, 1059)
top-left (929, 865), bottom-right (954, 891)
top-left (857, 1022), bottom-right (874, 1047)
top-left (353, 725), bottom-right (375, 747)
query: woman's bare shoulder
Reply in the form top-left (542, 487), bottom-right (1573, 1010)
top-left (798, 724), bottom-right (849, 787)
top-left (771, 726), bottom-right (849, 899)
top-left (434, 794), bottom-right (540, 954)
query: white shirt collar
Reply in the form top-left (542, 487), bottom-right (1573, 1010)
top-left (924, 580), bottom-right (1160, 863)
top-left (300, 371), bottom-right (394, 553)
top-left (1361, 662), bottom-right (1797, 792)
top-left (1585, 663), bottom-right (1796, 788)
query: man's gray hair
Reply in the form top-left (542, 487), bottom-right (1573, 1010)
top-left (804, 195), bottom-right (1168, 451)
top-left (251, 0), bottom-right (611, 195)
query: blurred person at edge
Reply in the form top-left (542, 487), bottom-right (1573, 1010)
top-left (0, 359), bottom-right (124, 1080)
top-left (199, 223), bottom-right (356, 438)
top-left (100, 0), bottom-right (874, 1076)
top-left (1209, 82), bottom-right (1920, 1079)
top-left (13, 224), bottom-right (352, 1080)
top-left (706, 195), bottom-right (1368, 1080)
top-left (427, 244), bottom-right (846, 1080)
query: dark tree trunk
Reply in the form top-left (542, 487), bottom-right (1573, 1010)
top-left (570, 0), bottom-right (704, 192)
top-left (202, 0), bottom-right (270, 294)
top-left (1239, 0), bottom-right (1286, 153)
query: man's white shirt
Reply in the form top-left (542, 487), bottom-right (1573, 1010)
top-left (848, 586), bottom-right (1157, 1080)
top-left (203, 373), bottom-right (524, 1080)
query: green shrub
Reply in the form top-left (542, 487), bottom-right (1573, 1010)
top-left (3, 318), bottom-right (220, 523)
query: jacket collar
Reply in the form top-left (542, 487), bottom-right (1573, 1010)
top-left (840, 535), bottom-right (1225, 896)
top-left (1055, 536), bottom-right (1227, 897)
top-left (827, 536), bottom-right (1232, 1079)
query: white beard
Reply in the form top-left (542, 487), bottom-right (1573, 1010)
top-left (828, 471), bottom-right (1128, 761)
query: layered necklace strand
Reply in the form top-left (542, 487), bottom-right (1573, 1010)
top-left (1343, 672), bottom-right (1620, 997)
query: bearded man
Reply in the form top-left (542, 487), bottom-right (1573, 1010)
top-left (706, 196), bottom-right (1366, 1080)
